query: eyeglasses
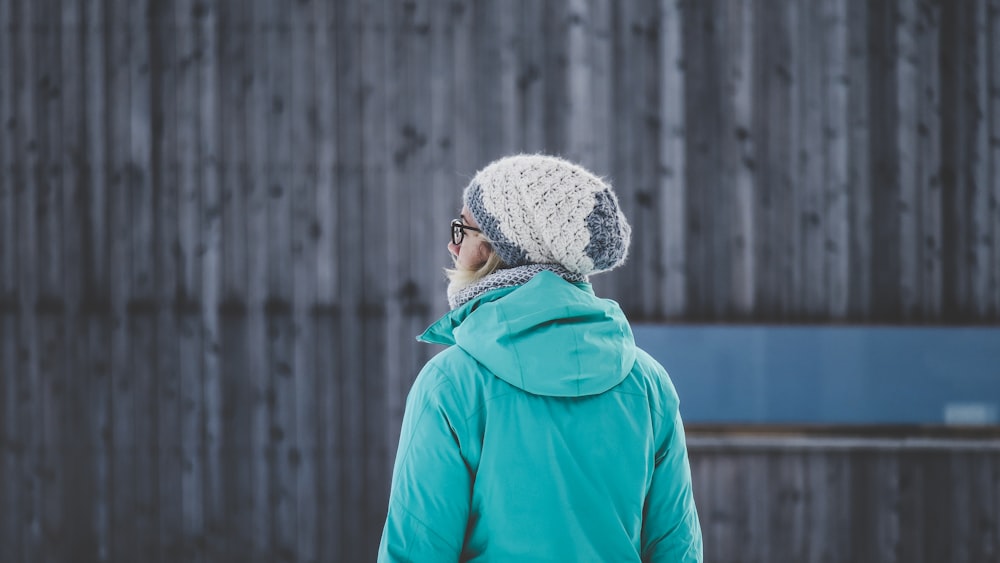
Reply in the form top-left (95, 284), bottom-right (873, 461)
top-left (451, 219), bottom-right (482, 245)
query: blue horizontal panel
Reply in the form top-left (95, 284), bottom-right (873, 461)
top-left (632, 325), bottom-right (1000, 425)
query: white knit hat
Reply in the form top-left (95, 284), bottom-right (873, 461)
top-left (463, 154), bottom-right (632, 276)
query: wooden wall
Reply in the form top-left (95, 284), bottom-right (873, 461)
top-left (0, 0), bottom-right (998, 561)
top-left (688, 431), bottom-right (1000, 563)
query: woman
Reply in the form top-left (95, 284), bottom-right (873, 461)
top-left (378, 154), bottom-right (703, 562)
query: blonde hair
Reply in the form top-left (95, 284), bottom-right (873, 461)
top-left (445, 247), bottom-right (505, 289)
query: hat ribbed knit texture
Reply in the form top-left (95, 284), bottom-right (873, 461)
top-left (464, 154), bottom-right (632, 276)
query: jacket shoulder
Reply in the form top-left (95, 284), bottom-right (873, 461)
top-left (627, 347), bottom-right (681, 419)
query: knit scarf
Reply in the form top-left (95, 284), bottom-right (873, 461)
top-left (447, 264), bottom-right (587, 310)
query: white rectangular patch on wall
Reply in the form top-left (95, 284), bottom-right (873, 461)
top-left (943, 402), bottom-right (999, 425)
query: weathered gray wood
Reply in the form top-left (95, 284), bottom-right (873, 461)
top-left (13, 2), bottom-right (43, 560)
top-left (0, 0), bottom-right (14, 302)
top-left (657, 0), bottom-right (685, 318)
top-left (0, 313), bottom-right (20, 562)
top-left (334, 0), bottom-right (366, 558)
top-left (845, 0), bottom-right (871, 320)
top-left (361, 0), bottom-right (390, 556)
top-left (2, 3), bottom-right (1000, 561)
top-left (969, 0), bottom-right (993, 320)
top-left (896, 0), bottom-right (920, 320)
top-left (314, 310), bottom-right (342, 563)
top-left (918, 1), bottom-right (943, 319)
top-left (823, 0), bottom-right (849, 320)
top-left (725, 0), bottom-right (755, 317)
top-left (289, 3), bottom-right (319, 562)
top-left (175, 310), bottom-right (202, 562)
top-left (992, 0), bottom-right (1000, 319)
top-left (219, 311), bottom-right (253, 561)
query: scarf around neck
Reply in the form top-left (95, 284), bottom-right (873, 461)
top-left (447, 264), bottom-right (587, 310)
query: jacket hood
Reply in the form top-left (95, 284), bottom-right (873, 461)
top-left (420, 271), bottom-right (636, 397)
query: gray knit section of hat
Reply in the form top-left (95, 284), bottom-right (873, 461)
top-left (465, 181), bottom-right (528, 267)
top-left (584, 189), bottom-right (631, 271)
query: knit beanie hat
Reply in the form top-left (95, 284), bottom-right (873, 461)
top-left (463, 154), bottom-right (632, 276)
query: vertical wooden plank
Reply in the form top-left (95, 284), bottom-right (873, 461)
top-left (246, 0), bottom-right (272, 559)
top-left (757, 0), bottom-right (797, 320)
top-left (940, 1), bottom-right (968, 319)
top-left (152, 2), bottom-right (182, 560)
top-left (870, 0), bottom-right (903, 320)
top-left (636, 0), bottom-right (662, 316)
top-left (334, 0), bottom-right (364, 558)
top-left (564, 0), bottom-right (593, 164)
top-left (0, 0), bottom-right (19, 556)
top-left (451, 0), bottom-right (480, 165)
top-left (312, 3), bottom-right (340, 554)
top-left (728, 0), bottom-right (755, 317)
top-left (846, 0), bottom-right (871, 319)
top-left (267, 307), bottom-right (296, 562)
top-left (589, 0), bottom-right (613, 176)
top-left (385, 0), bottom-right (430, 485)
top-left (38, 188), bottom-right (69, 563)
top-left (314, 0), bottom-right (338, 309)
top-left (174, 309), bottom-right (202, 562)
top-left (107, 0), bottom-right (136, 558)
top-left (361, 0), bottom-right (390, 555)
top-left (0, 315), bottom-right (20, 563)
top-left (751, 0), bottom-right (774, 320)
top-left (31, 2), bottom-right (72, 559)
top-left (969, 0), bottom-right (993, 319)
top-left (783, 0), bottom-right (802, 318)
top-left (14, 0), bottom-right (44, 558)
top-left (979, 450), bottom-right (1000, 561)
top-left (706, 452), bottom-right (741, 562)
top-left (128, 2), bottom-right (158, 558)
top-left (83, 0), bottom-right (112, 558)
top-left (770, 451), bottom-right (807, 561)
top-left (744, 451), bottom-right (771, 563)
top-left (59, 3), bottom-right (89, 557)
top-left (266, 2), bottom-right (297, 560)
top-left (211, 1), bottom-right (248, 557)
top-left (197, 1), bottom-right (221, 560)
top-left (795, 1), bottom-right (825, 318)
top-left (288, 9), bottom-right (320, 542)
top-left (896, 0), bottom-right (920, 320)
top-left (950, 452), bottom-right (973, 563)
top-left (897, 450), bottom-right (927, 563)
top-left (88, 314), bottom-right (113, 563)
top-left (427, 0), bottom-right (456, 317)
top-left (874, 452), bottom-right (902, 562)
top-left (517, 0), bottom-right (545, 153)
top-left (176, 0), bottom-right (201, 306)
top-left (314, 308), bottom-right (341, 563)
top-left (610, 0), bottom-right (640, 313)
top-left (824, 0), bottom-right (850, 320)
top-left (918, 2), bottom-right (943, 319)
top-left (658, 0), bottom-right (685, 318)
top-left (35, 0), bottom-right (64, 302)
top-left (476, 0), bottom-right (514, 158)
top-left (315, 6), bottom-right (341, 562)
top-left (990, 0), bottom-right (1000, 318)
top-left (0, 0), bottom-right (13, 303)
top-left (130, 311), bottom-right (159, 561)
top-left (494, 0), bottom-right (519, 154)
top-left (220, 306), bottom-right (253, 562)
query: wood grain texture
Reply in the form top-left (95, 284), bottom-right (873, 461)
top-left (0, 1), bottom-right (999, 560)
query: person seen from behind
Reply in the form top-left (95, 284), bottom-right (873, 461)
top-left (378, 154), bottom-right (703, 562)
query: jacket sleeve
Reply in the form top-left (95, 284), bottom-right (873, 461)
top-left (378, 365), bottom-right (471, 562)
top-left (640, 409), bottom-right (703, 563)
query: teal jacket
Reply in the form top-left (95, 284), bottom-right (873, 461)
top-left (378, 271), bottom-right (702, 562)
